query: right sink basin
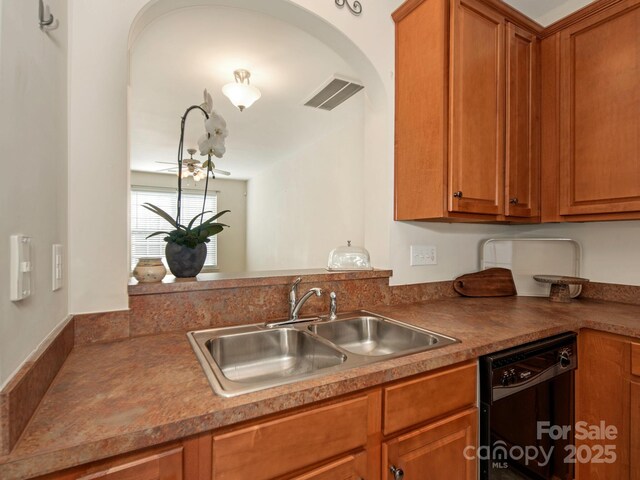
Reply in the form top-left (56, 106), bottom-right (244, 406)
top-left (308, 315), bottom-right (457, 356)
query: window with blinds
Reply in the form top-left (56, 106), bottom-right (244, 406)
top-left (130, 187), bottom-right (218, 270)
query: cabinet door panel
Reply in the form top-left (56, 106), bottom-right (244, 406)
top-left (632, 381), bottom-right (640, 480)
top-left (383, 408), bottom-right (477, 480)
top-left (449, 0), bottom-right (505, 215)
top-left (212, 395), bottom-right (370, 480)
top-left (559, 1), bottom-right (640, 215)
top-left (505, 23), bottom-right (539, 218)
top-left (576, 330), bottom-right (630, 479)
top-left (290, 452), bottom-right (366, 480)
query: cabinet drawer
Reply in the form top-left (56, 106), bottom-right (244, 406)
top-left (40, 447), bottom-right (185, 480)
top-left (212, 395), bottom-right (371, 480)
top-left (632, 342), bottom-right (640, 377)
top-left (291, 451), bottom-right (367, 480)
top-left (383, 362), bottom-right (476, 435)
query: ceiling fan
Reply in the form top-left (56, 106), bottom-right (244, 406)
top-left (155, 148), bottom-right (231, 181)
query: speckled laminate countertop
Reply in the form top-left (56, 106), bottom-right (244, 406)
top-left (1, 297), bottom-right (639, 479)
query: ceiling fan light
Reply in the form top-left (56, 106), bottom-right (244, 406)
top-left (222, 69), bottom-right (261, 112)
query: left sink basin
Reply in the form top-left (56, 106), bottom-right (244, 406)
top-left (188, 326), bottom-right (347, 397)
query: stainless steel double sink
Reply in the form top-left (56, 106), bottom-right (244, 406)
top-left (188, 312), bottom-right (459, 397)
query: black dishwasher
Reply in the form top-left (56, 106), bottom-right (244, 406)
top-left (480, 332), bottom-right (577, 480)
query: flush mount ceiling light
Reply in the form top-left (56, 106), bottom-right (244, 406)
top-left (222, 69), bottom-right (261, 112)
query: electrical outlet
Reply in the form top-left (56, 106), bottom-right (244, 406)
top-left (410, 245), bottom-right (437, 266)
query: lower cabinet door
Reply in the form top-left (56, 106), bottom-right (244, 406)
top-left (382, 408), bottom-right (477, 480)
top-left (291, 452), bottom-right (367, 480)
top-left (632, 381), bottom-right (640, 480)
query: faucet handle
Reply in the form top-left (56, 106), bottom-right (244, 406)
top-left (290, 277), bottom-right (302, 293)
top-left (329, 292), bottom-right (337, 320)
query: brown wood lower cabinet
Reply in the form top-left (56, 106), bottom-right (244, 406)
top-left (383, 408), bottom-right (477, 480)
top-left (211, 392), bottom-right (377, 480)
top-left (37, 361), bottom-right (477, 480)
top-left (290, 452), bottom-right (367, 480)
top-left (632, 381), bottom-right (640, 480)
top-left (37, 435), bottom-right (212, 480)
top-left (576, 329), bottom-right (640, 479)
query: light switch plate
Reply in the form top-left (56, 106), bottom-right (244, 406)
top-left (52, 244), bottom-right (63, 291)
top-left (10, 235), bottom-right (33, 301)
top-left (410, 245), bottom-right (437, 266)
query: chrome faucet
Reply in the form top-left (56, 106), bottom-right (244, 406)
top-left (265, 278), bottom-right (323, 328)
top-left (291, 288), bottom-right (322, 320)
top-left (288, 277), bottom-right (302, 319)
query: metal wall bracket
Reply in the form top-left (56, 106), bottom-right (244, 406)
top-left (39, 0), bottom-right (59, 31)
top-left (335, 0), bottom-right (363, 16)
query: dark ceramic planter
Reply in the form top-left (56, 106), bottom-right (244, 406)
top-left (165, 242), bottom-right (207, 278)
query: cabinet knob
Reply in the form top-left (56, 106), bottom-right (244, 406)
top-left (390, 465), bottom-right (405, 480)
top-left (509, 197), bottom-right (519, 205)
top-left (453, 191), bottom-right (463, 198)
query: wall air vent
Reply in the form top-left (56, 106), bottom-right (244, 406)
top-left (304, 76), bottom-right (364, 111)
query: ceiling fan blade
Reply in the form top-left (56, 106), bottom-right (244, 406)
top-left (155, 161), bottom-right (176, 165)
top-left (212, 168), bottom-right (231, 176)
top-left (156, 167), bottom-right (179, 172)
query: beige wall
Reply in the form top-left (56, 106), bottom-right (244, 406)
top-left (246, 93), bottom-right (364, 271)
top-left (130, 171), bottom-right (247, 273)
top-left (0, 0), bottom-right (68, 386)
top-left (66, 0), bottom-right (640, 313)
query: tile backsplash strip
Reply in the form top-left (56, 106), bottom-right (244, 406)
top-left (0, 318), bottom-right (74, 455)
top-left (75, 271), bottom-right (457, 346)
top-left (579, 282), bottom-right (640, 306)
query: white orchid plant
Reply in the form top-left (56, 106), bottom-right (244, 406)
top-left (142, 90), bottom-right (231, 249)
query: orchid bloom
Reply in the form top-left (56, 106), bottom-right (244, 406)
top-left (198, 109), bottom-right (228, 159)
top-left (202, 89), bottom-right (214, 115)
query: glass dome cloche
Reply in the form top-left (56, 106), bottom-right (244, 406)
top-left (327, 241), bottom-right (373, 271)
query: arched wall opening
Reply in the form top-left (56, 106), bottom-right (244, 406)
top-left (67, 0), bottom-right (394, 313)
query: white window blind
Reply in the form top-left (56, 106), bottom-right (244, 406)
top-left (130, 187), bottom-right (218, 270)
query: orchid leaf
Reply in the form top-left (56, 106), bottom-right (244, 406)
top-left (142, 203), bottom-right (186, 230)
top-left (200, 209), bottom-right (231, 226)
top-left (145, 231), bottom-right (171, 239)
top-left (187, 211), bottom-right (212, 230)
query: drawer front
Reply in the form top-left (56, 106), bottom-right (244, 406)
top-left (38, 447), bottom-right (185, 480)
top-left (77, 448), bottom-right (183, 480)
top-left (632, 342), bottom-right (640, 377)
top-left (383, 362), bottom-right (476, 435)
top-left (291, 451), bottom-right (367, 480)
top-left (212, 395), bottom-right (370, 480)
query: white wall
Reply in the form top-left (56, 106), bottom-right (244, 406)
top-left (0, 0), bottom-right (68, 386)
top-left (131, 171), bottom-right (247, 272)
top-left (246, 93), bottom-right (364, 270)
top-left (516, 222), bottom-right (640, 286)
top-left (66, 0), bottom-right (640, 316)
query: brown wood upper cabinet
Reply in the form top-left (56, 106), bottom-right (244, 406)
top-left (394, 0), bottom-right (540, 222)
top-left (558, 0), bottom-right (640, 217)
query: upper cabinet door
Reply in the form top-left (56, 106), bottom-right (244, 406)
top-left (559, 0), bottom-right (640, 215)
top-left (449, 0), bottom-right (505, 215)
top-left (505, 23), bottom-right (540, 218)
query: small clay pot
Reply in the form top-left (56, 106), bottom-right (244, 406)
top-left (165, 243), bottom-right (207, 278)
top-left (133, 257), bottom-right (167, 283)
